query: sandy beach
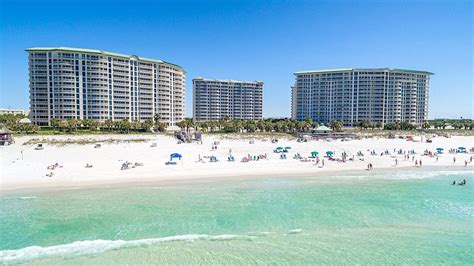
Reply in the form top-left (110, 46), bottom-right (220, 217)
top-left (1, 134), bottom-right (473, 191)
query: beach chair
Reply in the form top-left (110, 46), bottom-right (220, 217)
top-left (34, 144), bottom-right (44, 150)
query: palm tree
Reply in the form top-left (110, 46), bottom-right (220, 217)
top-left (50, 118), bottom-right (61, 132)
top-left (244, 120), bottom-right (256, 133)
top-left (103, 119), bottom-right (114, 131)
top-left (142, 118), bottom-right (154, 132)
top-left (256, 120), bottom-right (266, 132)
top-left (329, 120), bottom-right (344, 132)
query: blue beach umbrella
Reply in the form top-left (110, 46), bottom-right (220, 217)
top-left (170, 153), bottom-right (182, 160)
top-left (436, 148), bottom-right (444, 151)
top-left (326, 151), bottom-right (334, 157)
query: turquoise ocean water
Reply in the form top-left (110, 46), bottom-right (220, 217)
top-left (1, 168), bottom-right (473, 265)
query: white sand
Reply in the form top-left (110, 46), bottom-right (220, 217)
top-left (1, 134), bottom-right (473, 191)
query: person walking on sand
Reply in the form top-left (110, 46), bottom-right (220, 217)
top-left (415, 160), bottom-right (418, 167)
top-left (465, 160), bottom-right (468, 167)
top-left (322, 159), bottom-right (325, 167)
top-left (453, 157), bottom-right (456, 164)
top-left (395, 159), bottom-right (398, 166)
top-left (436, 156), bottom-right (439, 162)
top-left (419, 160), bottom-right (422, 167)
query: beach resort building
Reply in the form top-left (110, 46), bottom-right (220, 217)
top-left (193, 78), bottom-right (263, 122)
top-left (27, 47), bottom-right (185, 126)
top-left (291, 68), bottom-right (432, 126)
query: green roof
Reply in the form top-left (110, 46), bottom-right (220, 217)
top-left (315, 125), bottom-right (332, 131)
top-left (19, 118), bottom-right (31, 124)
top-left (295, 68), bottom-right (433, 75)
top-left (26, 47), bottom-right (184, 70)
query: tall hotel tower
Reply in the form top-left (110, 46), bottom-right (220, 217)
top-left (193, 78), bottom-right (263, 122)
top-left (291, 68), bottom-right (432, 126)
top-left (27, 47), bottom-right (185, 126)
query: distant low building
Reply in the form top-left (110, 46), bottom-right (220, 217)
top-left (0, 109), bottom-right (27, 115)
top-left (193, 77), bottom-right (263, 122)
top-left (291, 68), bottom-right (433, 126)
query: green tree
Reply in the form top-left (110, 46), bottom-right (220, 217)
top-left (142, 118), bottom-right (154, 132)
top-left (50, 118), bottom-right (62, 132)
top-left (329, 120), bottom-right (344, 132)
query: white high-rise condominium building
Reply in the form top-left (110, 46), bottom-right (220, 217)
top-left (193, 78), bottom-right (263, 122)
top-left (291, 68), bottom-right (432, 126)
top-left (27, 47), bottom-right (185, 126)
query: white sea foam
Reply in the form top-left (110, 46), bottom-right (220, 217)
top-left (3, 196), bottom-right (38, 201)
top-left (0, 234), bottom-right (254, 264)
top-left (288, 229), bottom-right (302, 234)
top-left (18, 196), bottom-right (37, 200)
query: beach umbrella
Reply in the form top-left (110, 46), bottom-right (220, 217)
top-left (311, 151), bottom-right (319, 157)
top-left (458, 147), bottom-right (466, 150)
top-left (285, 146), bottom-right (292, 150)
top-left (170, 153), bottom-right (182, 160)
top-left (276, 147), bottom-right (283, 150)
top-left (436, 148), bottom-right (444, 152)
top-left (326, 151), bottom-right (334, 157)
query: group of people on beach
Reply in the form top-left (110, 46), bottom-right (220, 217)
top-left (120, 161), bottom-right (144, 170)
top-left (45, 162), bottom-right (62, 177)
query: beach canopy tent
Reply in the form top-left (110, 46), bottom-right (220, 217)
top-left (326, 151), bottom-right (334, 157)
top-left (314, 125), bottom-right (332, 132)
top-left (19, 118), bottom-right (32, 124)
top-left (170, 153), bottom-right (182, 160)
top-left (311, 151), bottom-right (319, 157)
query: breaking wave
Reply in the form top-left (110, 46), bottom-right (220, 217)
top-left (0, 234), bottom-right (255, 264)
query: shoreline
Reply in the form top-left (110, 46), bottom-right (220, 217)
top-left (1, 165), bottom-right (471, 195)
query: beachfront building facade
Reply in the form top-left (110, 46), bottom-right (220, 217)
top-left (291, 68), bottom-right (432, 126)
top-left (27, 47), bottom-right (185, 126)
top-left (193, 78), bottom-right (263, 122)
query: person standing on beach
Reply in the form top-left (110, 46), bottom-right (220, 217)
top-left (395, 159), bottom-right (398, 166)
top-left (465, 160), bottom-right (468, 167)
top-left (436, 156), bottom-right (439, 162)
top-left (419, 160), bottom-right (422, 167)
top-left (453, 157), bottom-right (456, 164)
top-left (415, 160), bottom-right (418, 167)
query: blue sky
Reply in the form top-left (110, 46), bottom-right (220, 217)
top-left (0, 0), bottom-right (472, 119)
